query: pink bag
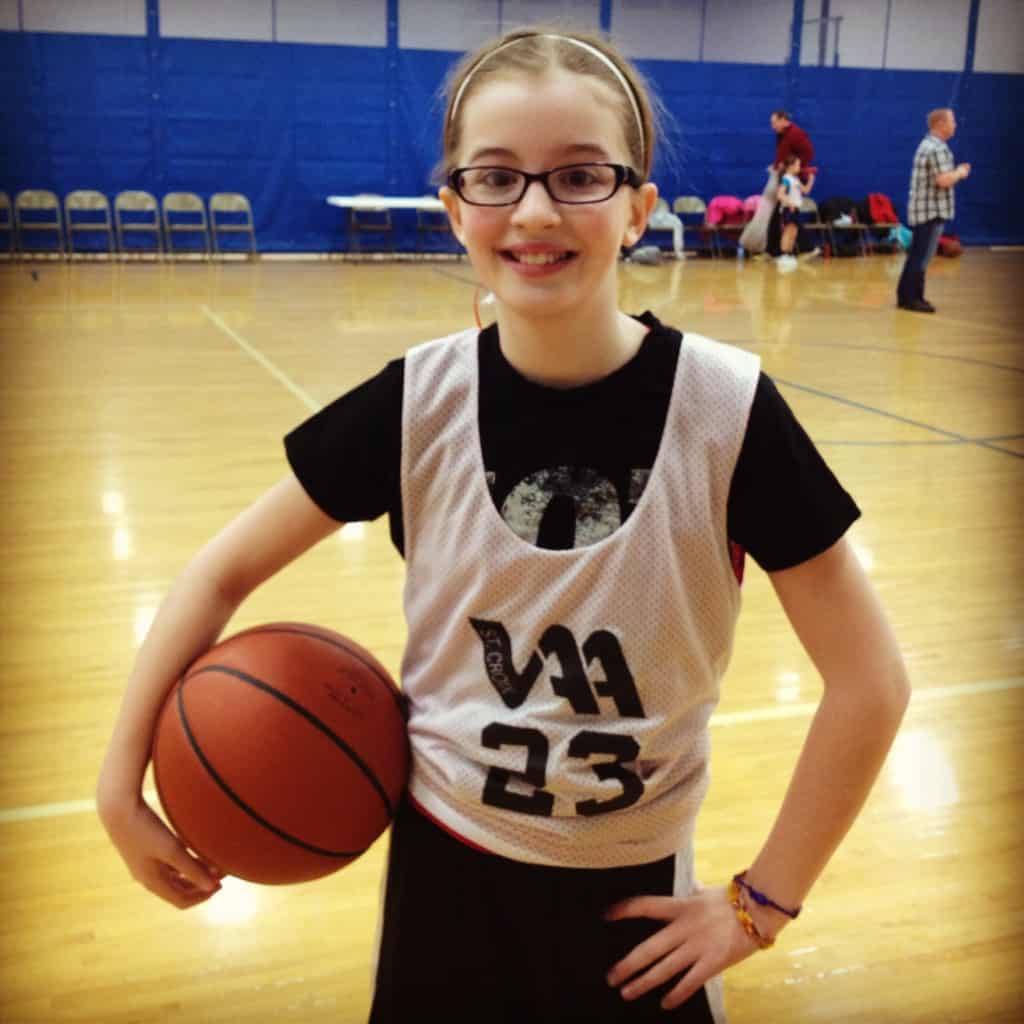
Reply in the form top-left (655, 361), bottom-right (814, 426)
top-left (707, 195), bottom-right (744, 225)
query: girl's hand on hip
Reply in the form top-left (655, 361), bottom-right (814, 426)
top-left (605, 885), bottom-right (761, 1010)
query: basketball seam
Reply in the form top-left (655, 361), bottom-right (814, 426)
top-left (177, 666), bottom-right (396, 857)
top-left (216, 625), bottom-right (407, 718)
top-left (175, 680), bottom-right (364, 858)
top-left (186, 663), bottom-right (397, 817)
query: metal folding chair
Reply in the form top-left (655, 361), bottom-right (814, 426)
top-left (0, 192), bottom-right (14, 256)
top-left (415, 196), bottom-right (454, 255)
top-left (829, 210), bottom-right (870, 257)
top-left (349, 195), bottom-right (394, 254)
top-left (672, 196), bottom-right (718, 257)
top-left (209, 192), bottom-right (257, 258)
top-left (15, 190), bottom-right (64, 256)
top-left (114, 190), bottom-right (163, 257)
top-left (645, 198), bottom-right (685, 258)
top-left (799, 197), bottom-right (833, 252)
top-left (162, 192), bottom-right (211, 259)
top-left (64, 190), bottom-right (114, 256)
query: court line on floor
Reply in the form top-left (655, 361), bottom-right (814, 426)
top-left (774, 377), bottom-right (1024, 460)
top-left (795, 285), bottom-right (1020, 339)
top-left (2, 676), bottom-right (1021, 825)
top-left (816, 439), bottom-right (962, 446)
top-left (742, 338), bottom-right (1024, 376)
top-left (711, 676), bottom-right (1022, 727)
top-left (426, 266), bottom-right (1023, 378)
top-left (816, 432), bottom-right (1023, 449)
top-left (430, 266), bottom-right (480, 289)
top-left (919, 313), bottom-right (1021, 338)
top-left (200, 304), bottom-right (321, 412)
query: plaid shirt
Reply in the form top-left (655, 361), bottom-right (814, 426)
top-left (907, 134), bottom-right (955, 226)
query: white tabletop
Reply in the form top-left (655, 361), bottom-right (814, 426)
top-left (327, 195), bottom-right (445, 211)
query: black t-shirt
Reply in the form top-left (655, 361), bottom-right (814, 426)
top-left (285, 312), bottom-right (859, 571)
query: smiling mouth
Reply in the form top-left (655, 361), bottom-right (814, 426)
top-left (502, 250), bottom-right (577, 265)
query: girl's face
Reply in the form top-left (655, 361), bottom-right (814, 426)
top-left (441, 69), bottom-right (657, 325)
top-left (788, 158), bottom-right (801, 175)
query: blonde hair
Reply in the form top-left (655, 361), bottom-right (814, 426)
top-left (439, 28), bottom-right (660, 180)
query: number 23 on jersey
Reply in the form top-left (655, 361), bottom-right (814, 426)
top-left (470, 617), bottom-right (648, 819)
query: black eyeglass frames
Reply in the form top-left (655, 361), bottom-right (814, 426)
top-left (447, 163), bottom-right (644, 207)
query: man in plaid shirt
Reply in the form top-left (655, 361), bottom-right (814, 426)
top-left (897, 108), bottom-right (971, 313)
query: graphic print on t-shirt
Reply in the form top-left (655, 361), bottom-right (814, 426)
top-left (469, 616), bottom-right (649, 819)
top-left (494, 466), bottom-right (652, 549)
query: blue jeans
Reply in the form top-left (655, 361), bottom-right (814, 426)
top-left (897, 218), bottom-right (944, 304)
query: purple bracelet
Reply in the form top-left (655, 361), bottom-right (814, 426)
top-left (733, 871), bottom-right (802, 920)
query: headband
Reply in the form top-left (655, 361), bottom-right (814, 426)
top-left (448, 33), bottom-right (646, 170)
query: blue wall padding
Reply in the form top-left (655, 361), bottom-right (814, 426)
top-left (954, 73), bottom-right (1023, 243)
top-left (1, 29), bottom-right (1019, 250)
top-left (638, 60), bottom-right (791, 202)
top-left (396, 49), bottom-right (456, 193)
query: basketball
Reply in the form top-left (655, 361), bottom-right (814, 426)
top-left (151, 622), bottom-right (409, 885)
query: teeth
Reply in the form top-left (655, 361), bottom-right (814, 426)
top-left (513, 252), bottom-right (565, 265)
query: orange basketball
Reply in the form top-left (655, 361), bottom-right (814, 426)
top-left (152, 622), bottom-right (409, 885)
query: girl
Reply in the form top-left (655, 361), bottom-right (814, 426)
top-left (97, 27), bottom-right (910, 1024)
top-left (776, 153), bottom-right (808, 270)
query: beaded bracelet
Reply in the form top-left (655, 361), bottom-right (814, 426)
top-left (726, 878), bottom-right (775, 949)
top-left (733, 870), bottom-right (802, 920)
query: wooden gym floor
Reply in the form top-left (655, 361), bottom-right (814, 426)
top-left (1, 249), bottom-right (1022, 1023)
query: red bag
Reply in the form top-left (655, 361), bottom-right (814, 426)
top-left (938, 234), bottom-right (962, 257)
top-left (868, 192), bottom-right (899, 224)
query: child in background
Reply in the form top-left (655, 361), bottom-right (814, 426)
top-left (776, 154), bottom-right (808, 270)
top-left (97, 26), bottom-right (909, 1024)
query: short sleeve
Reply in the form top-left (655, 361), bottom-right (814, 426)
top-left (727, 374), bottom-right (860, 571)
top-left (284, 359), bottom-right (404, 525)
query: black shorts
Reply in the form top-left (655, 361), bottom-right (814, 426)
top-left (369, 801), bottom-right (716, 1024)
top-left (780, 206), bottom-right (800, 227)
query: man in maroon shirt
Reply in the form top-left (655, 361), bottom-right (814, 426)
top-left (771, 110), bottom-right (816, 187)
top-left (767, 111), bottom-right (817, 254)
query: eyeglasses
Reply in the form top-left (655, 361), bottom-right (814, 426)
top-left (447, 163), bottom-right (643, 207)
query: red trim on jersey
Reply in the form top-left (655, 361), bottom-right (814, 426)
top-left (730, 540), bottom-right (746, 584)
top-left (407, 794), bottom-right (495, 855)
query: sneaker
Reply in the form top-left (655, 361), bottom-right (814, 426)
top-left (798, 247), bottom-right (822, 262)
top-left (897, 299), bottom-right (935, 313)
top-left (776, 255), bottom-right (798, 272)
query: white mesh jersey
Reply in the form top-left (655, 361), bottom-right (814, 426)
top-left (400, 327), bottom-right (760, 870)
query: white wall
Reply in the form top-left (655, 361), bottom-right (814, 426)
top-left (399, 0), bottom-right (499, 52)
top-left (158, 0), bottom-right (384, 45)
top-left (613, 0), bottom-right (704, 62)
top-left (500, 0), bottom-right (601, 35)
top-left (8, 0), bottom-right (1020, 77)
top-left (0, 0), bottom-right (20, 31)
top-left (974, 0), bottom-right (1024, 73)
top-left (702, 0), bottom-right (792, 65)
top-left (23, 0), bottom-right (146, 36)
top-left (800, 0), bottom-right (889, 69)
top-left (885, 0), bottom-right (970, 71)
top-left (277, 0), bottom-right (386, 47)
top-left (160, 0), bottom-right (273, 42)
top-left (399, 0), bottom-right (600, 52)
